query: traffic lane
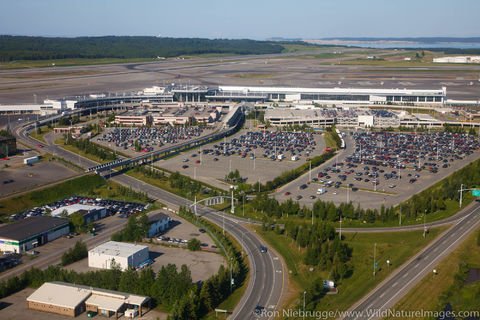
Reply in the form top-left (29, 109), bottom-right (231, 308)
top-left (111, 173), bottom-right (282, 320)
top-left (341, 200), bottom-right (480, 233)
top-left (212, 215), bottom-right (276, 320)
top-left (344, 204), bottom-right (480, 320)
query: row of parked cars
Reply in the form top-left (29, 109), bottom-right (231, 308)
top-left (97, 126), bottom-right (205, 152)
top-left (210, 130), bottom-right (317, 160)
top-left (9, 196), bottom-right (147, 221)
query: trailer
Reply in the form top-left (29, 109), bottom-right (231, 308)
top-left (24, 156), bottom-right (39, 165)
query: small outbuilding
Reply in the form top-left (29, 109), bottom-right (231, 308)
top-left (147, 212), bottom-right (171, 237)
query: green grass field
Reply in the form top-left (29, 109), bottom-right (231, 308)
top-left (386, 227), bottom-right (480, 320)
top-left (0, 57), bottom-right (158, 69)
top-left (258, 226), bottom-right (446, 316)
top-left (29, 126), bottom-right (53, 143)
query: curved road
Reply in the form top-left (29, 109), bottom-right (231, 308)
top-left (13, 120), bottom-right (288, 320)
top-left (13, 118), bottom-right (480, 319)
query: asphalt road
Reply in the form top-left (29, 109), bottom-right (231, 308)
top-left (343, 201), bottom-right (480, 320)
top-left (13, 120), bottom-right (288, 320)
top-left (12, 117), bottom-right (480, 319)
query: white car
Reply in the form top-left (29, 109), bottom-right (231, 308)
top-left (389, 184), bottom-right (396, 188)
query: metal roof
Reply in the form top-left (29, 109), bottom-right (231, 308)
top-left (88, 241), bottom-right (148, 258)
top-left (0, 216), bottom-right (69, 242)
top-left (27, 281), bottom-right (91, 309)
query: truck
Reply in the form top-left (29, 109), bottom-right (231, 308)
top-left (277, 154), bottom-right (284, 160)
top-left (317, 188), bottom-right (326, 195)
top-left (291, 155), bottom-right (299, 161)
top-left (24, 156), bottom-right (39, 165)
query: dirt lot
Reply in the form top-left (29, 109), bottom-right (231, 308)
top-left (0, 287), bottom-right (167, 320)
top-left (157, 128), bottom-right (326, 190)
top-left (64, 243), bottom-right (225, 283)
top-left (0, 160), bottom-right (77, 196)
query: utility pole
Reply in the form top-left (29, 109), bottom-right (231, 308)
top-left (339, 214), bottom-right (342, 240)
top-left (303, 291), bottom-right (306, 320)
top-left (459, 183), bottom-right (464, 208)
top-left (399, 206), bottom-right (402, 226)
top-left (423, 209), bottom-right (427, 238)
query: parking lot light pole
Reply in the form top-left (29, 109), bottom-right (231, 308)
top-left (309, 161), bottom-right (311, 181)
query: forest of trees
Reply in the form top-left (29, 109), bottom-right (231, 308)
top-left (64, 134), bottom-right (117, 161)
top-left (0, 36), bottom-right (285, 61)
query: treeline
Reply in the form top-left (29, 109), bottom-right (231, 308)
top-left (256, 150), bottom-right (335, 192)
top-left (131, 166), bottom-right (220, 200)
top-left (61, 241), bottom-right (88, 266)
top-left (172, 206), bottom-right (248, 320)
top-left (117, 185), bottom-right (150, 202)
top-left (263, 220), bottom-right (352, 310)
top-left (251, 154), bottom-right (480, 224)
top-left (0, 36), bottom-right (285, 61)
top-left (64, 134), bottom-right (117, 161)
top-left (111, 214), bottom-right (150, 242)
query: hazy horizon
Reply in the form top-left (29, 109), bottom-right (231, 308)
top-left (1, 0), bottom-right (478, 40)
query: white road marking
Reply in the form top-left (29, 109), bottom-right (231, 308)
top-left (391, 282), bottom-right (398, 288)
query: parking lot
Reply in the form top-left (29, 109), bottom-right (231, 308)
top-left (0, 160), bottom-right (77, 197)
top-left (9, 195), bottom-right (148, 221)
top-left (93, 126), bottom-right (216, 157)
top-left (276, 130), bottom-right (480, 209)
top-left (157, 129), bottom-right (325, 190)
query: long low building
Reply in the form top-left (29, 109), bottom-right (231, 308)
top-left (27, 281), bottom-right (151, 318)
top-left (0, 216), bottom-right (69, 253)
top-left (211, 85), bottom-right (446, 105)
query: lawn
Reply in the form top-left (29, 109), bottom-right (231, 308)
top-left (29, 126), bottom-right (53, 143)
top-left (323, 132), bottom-right (339, 150)
top-left (0, 57), bottom-right (158, 69)
top-left (386, 227), bottom-right (480, 320)
top-left (0, 175), bottom-right (156, 222)
top-left (257, 226), bottom-right (446, 316)
top-left (60, 144), bottom-right (112, 164)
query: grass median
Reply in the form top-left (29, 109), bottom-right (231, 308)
top-left (386, 227), bottom-right (480, 319)
top-left (257, 225), bottom-right (446, 315)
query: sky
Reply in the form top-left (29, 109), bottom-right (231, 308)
top-left (1, 0), bottom-right (479, 39)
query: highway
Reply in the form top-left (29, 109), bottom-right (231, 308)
top-left (13, 120), bottom-right (288, 320)
top-left (343, 201), bottom-right (480, 319)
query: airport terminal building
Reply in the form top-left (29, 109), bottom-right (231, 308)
top-left (208, 86), bottom-right (446, 105)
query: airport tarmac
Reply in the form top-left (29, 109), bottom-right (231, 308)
top-left (1, 48), bottom-right (479, 105)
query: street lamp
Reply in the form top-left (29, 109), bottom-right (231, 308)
top-left (303, 291), bottom-right (307, 320)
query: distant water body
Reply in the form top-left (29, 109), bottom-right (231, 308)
top-left (329, 42), bottom-right (480, 49)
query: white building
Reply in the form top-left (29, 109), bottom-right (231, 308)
top-left (213, 86), bottom-right (446, 105)
top-left (88, 241), bottom-right (149, 271)
top-left (147, 212), bottom-right (171, 237)
top-left (433, 56), bottom-right (480, 64)
top-left (51, 204), bottom-right (106, 223)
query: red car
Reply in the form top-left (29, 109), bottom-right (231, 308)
top-left (37, 144), bottom-right (43, 148)
top-left (284, 191), bottom-right (291, 196)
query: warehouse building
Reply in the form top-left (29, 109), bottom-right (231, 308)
top-left (88, 241), bottom-right (149, 271)
top-left (27, 281), bottom-right (151, 318)
top-left (147, 212), bottom-right (171, 237)
top-left (0, 216), bottom-right (69, 253)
